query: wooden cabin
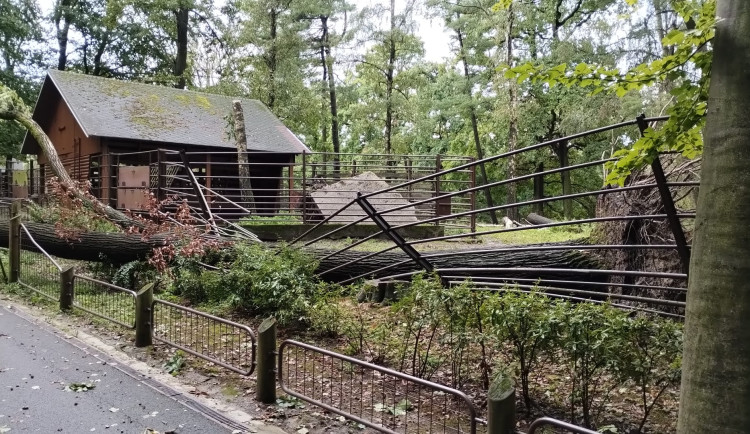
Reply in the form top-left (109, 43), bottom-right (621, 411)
top-left (22, 70), bottom-right (309, 216)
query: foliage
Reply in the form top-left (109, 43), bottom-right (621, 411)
top-left (163, 350), bottom-right (186, 376)
top-left (170, 243), bottom-right (320, 325)
top-left (488, 288), bottom-right (558, 412)
top-left (502, 0), bottom-right (717, 185)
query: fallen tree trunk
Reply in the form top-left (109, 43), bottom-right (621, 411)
top-left (0, 220), bottom-right (166, 263)
top-left (311, 246), bottom-right (604, 284)
top-left (526, 213), bottom-right (554, 225)
top-left (2, 221), bottom-right (603, 288)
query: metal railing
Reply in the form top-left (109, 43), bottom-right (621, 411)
top-left (18, 223), bottom-right (62, 300)
top-left (152, 299), bottom-right (256, 375)
top-left (278, 340), bottom-right (480, 434)
top-left (526, 417), bottom-right (599, 434)
top-left (72, 274), bottom-right (137, 329)
top-left (291, 115), bottom-right (694, 318)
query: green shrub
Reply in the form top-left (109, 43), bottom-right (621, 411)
top-left (221, 243), bottom-right (319, 324)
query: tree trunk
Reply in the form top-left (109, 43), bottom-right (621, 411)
top-left (267, 7), bottom-right (278, 110)
top-left (174, 7), bottom-right (189, 89)
top-left (232, 100), bottom-right (256, 213)
top-left (384, 0), bottom-right (396, 159)
top-left (0, 220), bottom-right (166, 263)
top-left (321, 16), bottom-right (341, 179)
top-left (533, 162), bottom-right (545, 214)
top-left (526, 213), bottom-right (554, 226)
top-left (505, 3), bottom-right (519, 222)
top-left (455, 25), bottom-right (498, 224)
top-left (55, 0), bottom-right (73, 71)
top-left (677, 1), bottom-right (750, 432)
top-left (312, 245), bottom-right (603, 284)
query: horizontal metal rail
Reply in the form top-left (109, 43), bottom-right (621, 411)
top-left (526, 417), bottom-right (599, 434)
top-left (152, 299), bottom-right (256, 375)
top-left (72, 274), bottom-right (137, 329)
top-left (279, 339), bottom-right (479, 434)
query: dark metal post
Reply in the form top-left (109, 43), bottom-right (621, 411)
top-left (301, 153), bottom-right (308, 223)
top-left (256, 317), bottom-right (277, 403)
top-left (487, 373), bottom-right (516, 434)
top-left (156, 150), bottom-right (165, 202)
top-left (135, 283), bottom-right (154, 347)
top-left (636, 114), bottom-right (691, 274)
top-left (179, 150), bottom-right (215, 227)
top-left (59, 266), bottom-right (75, 311)
top-left (469, 157), bottom-right (477, 234)
top-left (355, 193), bottom-right (435, 274)
top-left (9, 200), bottom-right (20, 283)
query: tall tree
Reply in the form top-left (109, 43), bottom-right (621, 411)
top-left (677, 0), bottom-right (750, 431)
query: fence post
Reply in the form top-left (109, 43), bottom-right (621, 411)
top-left (487, 373), bottom-right (516, 434)
top-left (59, 266), bottom-right (75, 311)
top-left (8, 200), bottom-right (21, 283)
top-left (256, 316), bottom-right (277, 403)
top-left (135, 283), bottom-right (154, 347)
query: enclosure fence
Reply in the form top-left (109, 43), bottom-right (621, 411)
top-left (291, 115), bottom-right (695, 318)
top-left (72, 274), bottom-right (136, 329)
top-left (18, 223), bottom-right (62, 301)
top-left (279, 340), bottom-right (481, 434)
top-left (152, 299), bottom-right (256, 375)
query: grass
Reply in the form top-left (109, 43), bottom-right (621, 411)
top-left (300, 223), bottom-right (592, 253)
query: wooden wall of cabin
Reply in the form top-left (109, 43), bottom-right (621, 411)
top-left (37, 94), bottom-right (102, 196)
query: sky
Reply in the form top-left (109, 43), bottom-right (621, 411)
top-left (36, 0), bottom-right (454, 63)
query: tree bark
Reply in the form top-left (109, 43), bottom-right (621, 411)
top-left (384, 0), bottom-right (396, 159)
top-left (0, 220), bottom-right (166, 263)
top-left (677, 1), bottom-right (750, 432)
top-left (505, 3), bottom-right (519, 222)
top-left (232, 100), bottom-right (256, 212)
top-left (312, 244), bottom-right (603, 284)
top-left (526, 213), bottom-right (554, 225)
top-left (54, 0), bottom-right (74, 71)
top-left (321, 16), bottom-right (341, 178)
top-left (174, 7), bottom-right (189, 89)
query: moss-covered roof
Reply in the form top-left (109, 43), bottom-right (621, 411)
top-left (24, 70), bottom-right (308, 154)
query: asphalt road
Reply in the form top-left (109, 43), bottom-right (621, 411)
top-left (0, 303), bottom-right (237, 433)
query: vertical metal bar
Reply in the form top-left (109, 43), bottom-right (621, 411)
top-left (636, 114), bottom-right (691, 274)
top-left (179, 150), bottom-right (215, 228)
top-left (469, 157), bottom-right (477, 234)
top-left (302, 153), bottom-right (308, 223)
top-left (355, 194), bottom-right (435, 274)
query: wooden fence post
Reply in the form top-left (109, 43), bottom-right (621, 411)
top-left (8, 200), bottom-right (21, 283)
top-left (487, 372), bottom-right (516, 434)
top-left (59, 266), bottom-right (75, 311)
top-left (256, 317), bottom-right (277, 403)
top-left (135, 283), bottom-right (154, 347)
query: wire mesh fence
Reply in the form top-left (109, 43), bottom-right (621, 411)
top-left (18, 223), bottom-right (62, 301)
top-left (279, 340), bottom-right (481, 434)
top-left (72, 274), bottom-right (136, 329)
top-left (152, 299), bottom-right (256, 375)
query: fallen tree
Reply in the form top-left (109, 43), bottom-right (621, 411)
top-left (1, 85), bottom-right (144, 230)
top-left (0, 220), bottom-right (603, 287)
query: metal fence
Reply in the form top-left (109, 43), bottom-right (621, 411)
top-left (279, 340), bottom-right (481, 434)
top-left (18, 223), bottom-right (62, 300)
top-left (72, 274), bottom-right (136, 329)
top-left (526, 417), bottom-right (599, 434)
top-left (90, 150), bottom-right (475, 231)
top-left (152, 299), bottom-right (256, 375)
top-left (292, 115), bottom-right (695, 318)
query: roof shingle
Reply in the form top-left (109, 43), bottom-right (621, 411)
top-left (30, 70), bottom-right (309, 153)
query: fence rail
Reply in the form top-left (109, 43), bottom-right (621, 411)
top-left (72, 274), bottom-right (137, 329)
top-left (152, 299), bottom-right (256, 375)
top-left (526, 417), bottom-right (599, 434)
top-left (278, 339), bottom-right (480, 434)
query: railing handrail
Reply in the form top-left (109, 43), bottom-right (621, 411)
top-left (527, 416), bottom-right (600, 434)
top-left (278, 339), bottom-right (479, 434)
top-left (20, 223), bottom-right (62, 272)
